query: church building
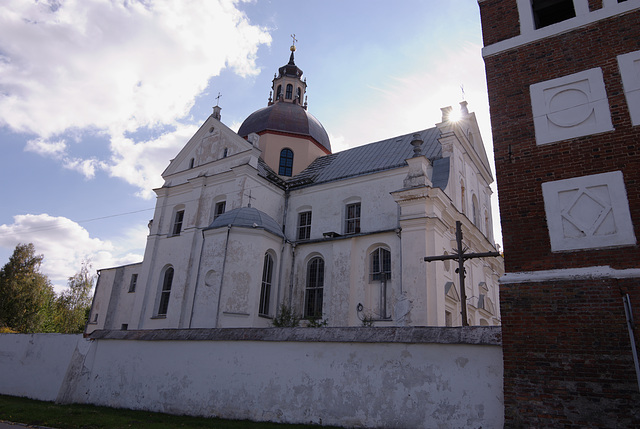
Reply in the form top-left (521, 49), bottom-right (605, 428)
top-left (86, 45), bottom-right (503, 333)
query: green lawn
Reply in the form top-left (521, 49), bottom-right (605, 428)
top-left (0, 395), bottom-right (341, 429)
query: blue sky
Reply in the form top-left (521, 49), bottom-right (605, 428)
top-left (0, 0), bottom-right (499, 292)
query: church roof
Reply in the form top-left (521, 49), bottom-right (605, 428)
top-left (237, 102), bottom-right (331, 153)
top-left (206, 207), bottom-right (284, 238)
top-left (290, 127), bottom-right (446, 187)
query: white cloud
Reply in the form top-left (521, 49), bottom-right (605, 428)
top-left (0, 0), bottom-right (271, 195)
top-left (107, 124), bottom-right (199, 198)
top-left (0, 0), bottom-right (271, 138)
top-left (0, 214), bottom-right (143, 292)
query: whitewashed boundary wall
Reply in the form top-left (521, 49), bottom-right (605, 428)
top-left (0, 327), bottom-right (503, 428)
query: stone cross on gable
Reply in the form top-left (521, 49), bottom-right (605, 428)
top-left (215, 92), bottom-right (222, 107)
top-left (424, 220), bottom-right (500, 326)
top-left (245, 189), bottom-right (256, 208)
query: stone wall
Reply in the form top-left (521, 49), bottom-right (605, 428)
top-left (0, 327), bottom-right (504, 428)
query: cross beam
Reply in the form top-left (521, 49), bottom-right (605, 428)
top-left (424, 220), bottom-right (500, 326)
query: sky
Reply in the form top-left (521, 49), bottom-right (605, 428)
top-left (0, 0), bottom-right (500, 293)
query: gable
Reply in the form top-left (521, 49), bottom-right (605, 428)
top-left (162, 115), bottom-right (255, 178)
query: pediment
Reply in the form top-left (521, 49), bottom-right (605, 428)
top-left (162, 115), bottom-right (256, 178)
top-left (444, 281), bottom-right (460, 302)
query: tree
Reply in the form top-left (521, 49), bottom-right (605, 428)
top-left (53, 260), bottom-right (95, 333)
top-left (0, 243), bottom-right (55, 333)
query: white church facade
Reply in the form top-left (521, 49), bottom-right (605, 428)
top-left (86, 47), bottom-right (503, 334)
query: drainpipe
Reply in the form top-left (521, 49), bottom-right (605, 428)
top-left (188, 230), bottom-right (206, 328)
top-left (215, 225), bottom-right (232, 328)
top-left (275, 185), bottom-right (290, 316)
top-left (288, 243), bottom-right (297, 308)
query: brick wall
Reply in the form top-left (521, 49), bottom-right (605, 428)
top-left (478, 0), bottom-right (520, 46)
top-left (480, 2), bottom-right (640, 427)
top-left (484, 10), bottom-right (640, 272)
top-left (501, 277), bottom-right (640, 428)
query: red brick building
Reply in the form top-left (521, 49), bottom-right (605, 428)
top-left (478, 0), bottom-right (640, 426)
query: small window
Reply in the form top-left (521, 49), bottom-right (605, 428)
top-left (223, 148), bottom-right (228, 158)
top-left (345, 202), bottom-right (361, 234)
top-left (189, 158), bottom-right (195, 169)
top-left (445, 310), bottom-right (453, 327)
top-left (214, 201), bottom-right (226, 219)
top-left (172, 210), bottom-right (185, 235)
top-left (304, 257), bottom-right (324, 319)
top-left (121, 324), bottom-right (128, 330)
top-left (298, 211), bottom-right (312, 240)
top-left (157, 267), bottom-right (174, 316)
top-left (279, 148), bottom-right (294, 176)
top-left (286, 84), bottom-right (293, 99)
top-left (128, 274), bottom-right (138, 293)
top-left (276, 85), bottom-right (282, 100)
top-left (532, 0), bottom-right (576, 29)
top-left (296, 87), bottom-right (301, 102)
top-left (259, 253), bottom-right (274, 316)
top-left (92, 313), bottom-right (99, 323)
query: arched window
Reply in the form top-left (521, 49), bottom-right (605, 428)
top-left (279, 148), bottom-right (294, 176)
top-left (259, 253), bottom-right (274, 316)
top-left (189, 158), bottom-right (195, 169)
top-left (286, 84), bottom-right (293, 99)
top-left (304, 257), bottom-right (324, 319)
top-left (276, 85), bottom-right (282, 100)
top-left (157, 267), bottom-right (174, 316)
top-left (296, 87), bottom-right (301, 102)
top-left (370, 247), bottom-right (391, 319)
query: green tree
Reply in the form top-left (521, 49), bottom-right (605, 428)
top-left (0, 243), bottom-right (55, 333)
top-left (53, 260), bottom-right (95, 333)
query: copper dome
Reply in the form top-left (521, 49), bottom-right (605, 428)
top-left (237, 102), bottom-right (331, 153)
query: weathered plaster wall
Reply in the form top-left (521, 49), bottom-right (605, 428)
top-left (0, 327), bottom-right (504, 428)
top-left (0, 333), bottom-right (86, 401)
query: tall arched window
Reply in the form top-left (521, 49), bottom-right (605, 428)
top-left (276, 85), bottom-right (282, 100)
top-left (279, 148), bottom-right (294, 176)
top-left (370, 247), bottom-right (391, 319)
top-left (259, 253), bottom-right (274, 316)
top-left (286, 84), bottom-right (293, 99)
top-left (296, 87), bottom-right (301, 102)
top-left (157, 267), bottom-right (174, 316)
top-left (304, 257), bottom-right (324, 319)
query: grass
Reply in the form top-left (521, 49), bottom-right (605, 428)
top-left (0, 395), bottom-right (341, 429)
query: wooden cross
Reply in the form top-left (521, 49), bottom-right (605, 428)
top-left (215, 92), bottom-right (222, 107)
top-left (423, 221), bottom-right (500, 326)
top-left (291, 33), bottom-right (297, 47)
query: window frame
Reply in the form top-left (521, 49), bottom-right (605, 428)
top-left (297, 211), bottom-right (312, 241)
top-left (345, 202), bottom-right (361, 235)
top-left (258, 253), bottom-right (274, 316)
top-left (128, 273), bottom-right (138, 293)
top-left (171, 210), bottom-right (185, 236)
top-left (369, 247), bottom-right (391, 320)
top-left (157, 267), bottom-right (174, 317)
top-left (214, 201), bottom-right (226, 220)
top-left (286, 84), bottom-right (293, 99)
top-left (278, 148), bottom-right (294, 176)
top-left (304, 257), bottom-right (324, 319)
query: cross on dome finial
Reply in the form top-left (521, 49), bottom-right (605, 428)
top-left (290, 33), bottom-right (297, 51)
